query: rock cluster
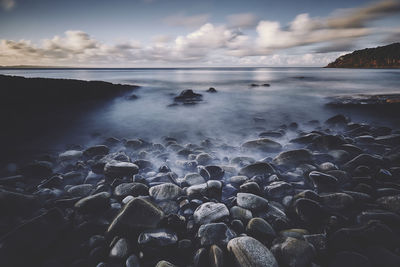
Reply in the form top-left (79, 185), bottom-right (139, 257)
top-left (1, 114), bottom-right (400, 266)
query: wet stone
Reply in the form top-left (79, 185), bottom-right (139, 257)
top-left (149, 183), bottom-right (184, 201)
top-left (246, 217), bottom-right (276, 243)
top-left (309, 171), bottom-right (339, 192)
top-left (104, 161), bottom-right (139, 178)
top-left (197, 222), bottom-right (236, 246)
top-left (74, 192), bottom-right (111, 214)
top-left (114, 182), bottom-right (149, 199)
top-left (193, 202), bottom-right (229, 225)
top-left (227, 236), bottom-right (278, 267)
top-left (236, 192), bottom-right (269, 211)
top-left (271, 237), bottom-right (316, 267)
top-left (138, 228), bottom-right (178, 247)
top-left (107, 198), bottom-right (164, 234)
top-left (238, 162), bottom-right (275, 178)
top-left (199, 165), bottom-right (225, 180)
top-left (109, 238), bottom-right (131, 260)
top-left (230, 206), bottom-right (253, 223)
top-left (273, 149), bottom-right (313, 166)
top-left (84, 145), bottom-right (110, 158)
top-left (241, 138), bottom-right (282, 153)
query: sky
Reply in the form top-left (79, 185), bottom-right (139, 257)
top-left (0, 0), bottom-right (399, 67)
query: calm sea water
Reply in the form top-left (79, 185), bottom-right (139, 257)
top-left (1, 67), bottom-right (400, 150)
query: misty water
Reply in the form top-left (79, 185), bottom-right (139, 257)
top-left (1, 67), bottom-right (400, 154)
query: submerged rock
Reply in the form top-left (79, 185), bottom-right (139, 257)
top-left (174, 89), bottom-right (203, 105)
top-left (206, 87), bottom-right (217, 93)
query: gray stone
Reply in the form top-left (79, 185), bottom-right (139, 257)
top-left (227, 236), bottom-right (278, 267)
top-left (194, 202), bottom-right (229, 225)
top-left (109, 238), bottom-right (131, 260)
top-left (246, 217), bottom-right (276, 242)
top-left (67, 184), bottom-right (93, 197)
top-left (230, 206), bottom-right (253, 223)
top-left (149, 183), bottom-right (184, 201)
top-left (104, 161), bottom-right (139, 178)
top-left (238, 162), bottom-right (275, 178)
top-left (242, 139), bottom-right (282, 153)
top-left (107, 198), bottom-right (164, 234)
top-left (236, 193), bottom-right (269, 211)
top-left (138, 228), bottom-right (178, 247)
top-left (183, 173), bottom-right (206, 186)
top-left (271, 237), bottom-right (316, 267)
top-left (114, 182), bottom-right (149, 199)
top-left (197, 222), bottom-right (236, 246)
top-left (74, 192), bottom-right (111, 214)
top-left (273, 149), bottom-right (313, 166)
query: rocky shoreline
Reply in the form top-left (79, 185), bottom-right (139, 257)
top-left (0, 75), bottom-right (138, 157)
top-left (1, 113), bottom-right (400, 267)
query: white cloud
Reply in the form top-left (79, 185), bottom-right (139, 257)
top-left (1, 0), bottom-right (399, 67)
top-left (1, 0), bottom-right (15, 10)
top-left (255, 13), bottom-right (370, 53)
top-left (163, 13), bottom-right (210, 28)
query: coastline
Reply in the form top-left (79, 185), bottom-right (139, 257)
top-left (0, 72), bottom-right (400, 266)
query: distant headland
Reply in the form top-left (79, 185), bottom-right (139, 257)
top-left (325, 43), bottom-right (400, 69)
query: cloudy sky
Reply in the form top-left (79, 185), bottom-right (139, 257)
top-left (0, 0), bottom-right (399, 67)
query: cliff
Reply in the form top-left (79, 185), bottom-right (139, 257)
top-left (325, 43), bottom-right (400, 68)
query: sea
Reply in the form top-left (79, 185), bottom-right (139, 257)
top-left (1, 67), bottom-right (400, 152)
